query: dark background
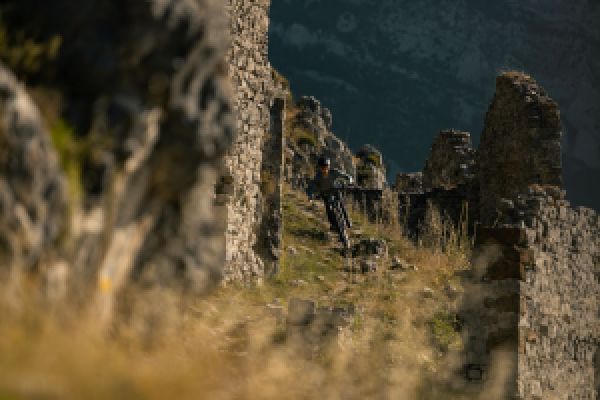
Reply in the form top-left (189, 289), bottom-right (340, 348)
top-left (269, 0), bottom-right (600, 211)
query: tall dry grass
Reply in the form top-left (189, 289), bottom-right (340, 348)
top-left (0, 188), bottom-right (516, 400)
top-left (0, 273), bottom-right (467, 400)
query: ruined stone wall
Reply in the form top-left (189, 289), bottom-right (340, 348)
top-left (464, 189), bottom-right (600, 399)
top-left (394, 172), bottom-right (422, 193)
top-left (422, 129), bottom-right (476, 190)
top-left (515, 187), bottom-right (599, 398)
top-left (479, 72), bottom-right (562, 225)
top-left (356, 144), bottom-right (386, 189)
top-left (398, 183), bottom-right (479, 238)
top-left (461, 72), bottom-right (599, 398)
top-left (223, 0), bottom-right (277, 282)
top-left (396, 130), bottom-right (478, 239)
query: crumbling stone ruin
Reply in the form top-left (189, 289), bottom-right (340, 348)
top-left (394, 172), bottom-right (423, 193)
top-left (422, 129), bottom-right (476, 191)
top-left (0, 1), bottom-right (597, 396)
top-left (221, 0), bottom-right (283, 282)
top-left (478, 72), bottom-right (562, 226)
top-left (355, 144), bottom-right (387, 190)
top-left (397, 129), bottom-right (479, 238)
top-left (462, 73), bottom-right (598, 399)
top-left (393, 71), bottom-right (599, 398)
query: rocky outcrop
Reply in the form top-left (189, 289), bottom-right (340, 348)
top-left (0, 65), bottom-right (68, 272)
top-left (284, 95), bottom-right (355, 189)
top-left (355, 144), bottom-right (386, 189)
top-left (0, 0), bottom-right (236, 304)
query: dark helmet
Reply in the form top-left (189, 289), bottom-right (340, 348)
top-left (317, 156), bottom-right (331, 167)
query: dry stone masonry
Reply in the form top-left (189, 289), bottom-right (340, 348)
top-left (392, 71), bottom-right (598, 397)
top-left (222, 0), bottom-right (283, 282)
top-left (422, 129), bottom-right (476, 190)
top-left (515, 187), bottom-right (599, 398)
top-left (355, 144), bottom-right (386, 190)
top-left (460, 73), bottom-right (599, 399)
top-left (479, 72), bottom-right (562, 226)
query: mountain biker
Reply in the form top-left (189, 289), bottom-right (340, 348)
top-left (306, 157), bottom-right (353, 248)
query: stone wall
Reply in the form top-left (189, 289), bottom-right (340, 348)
top-left (222, 0), bottom-right (278, 282)
top-left (479, 72), bottom-right (562, 225)
top-left (515, 187), bottom-right (599, 398)
top-left (398, 183), bottom-right (479, 238)
top-left (463, 188), bottom-right (600, 399)
top-left (256, 98), bottom-right (285, 277)
top-left (356, 144), bottom-right (386, 189)
top-left (394, 172), bottom-right (422, 193)
top-left (460, 72), bottom-right (599, 398)
top-left (396, 130), bottom-right (478, 239)
top-left (422, 129), bottom-right (476, 190)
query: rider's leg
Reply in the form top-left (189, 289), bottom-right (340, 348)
top-left (324, 199), bottom-right (338, 232)
top-left (340, 201), bottom-right (352, 228)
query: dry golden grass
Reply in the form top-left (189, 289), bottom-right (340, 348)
top-left (0, 186), bottom-right (503, 400)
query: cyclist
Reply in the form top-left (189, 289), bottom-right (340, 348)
top-left (306, 157), bottom-right (353, 248)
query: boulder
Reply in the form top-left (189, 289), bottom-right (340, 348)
top-left (0, 65), bottom-right (68, 271)
top-left (352, 238), bottom-right (388, 258)
top-left (287, 298), bottom-right (316, 326)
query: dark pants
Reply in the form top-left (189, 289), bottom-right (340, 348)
top-left (323, 194), bottom-right (351, 231)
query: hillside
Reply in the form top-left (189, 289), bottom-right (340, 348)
top-left (0, 182), bottom-right (484, 399)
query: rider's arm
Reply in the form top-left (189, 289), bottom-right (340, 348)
top-left (331, 168), bottom-right (354, 187)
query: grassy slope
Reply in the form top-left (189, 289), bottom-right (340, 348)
top-left (0, 186), bottom-right (476, 400)
top-left (216, 183), bottom-right (475, 398)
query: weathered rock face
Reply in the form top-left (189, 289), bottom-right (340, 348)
top-left (0, 0), bottom-right (236, 298)
top-left (479, 72), bottom-right (562, 225)
top-left (295, 96), bottom-right (332, 143)
top-left (422, 129), bottom-right (476, 190)
top-left (221, 0), bottom-right (280, 283)
top-left (284, 95), bottom-right (355, 190)
top-left (356, 144), bottom-right (386, 189)
top-left (0, 65), bottom-right (68, 272)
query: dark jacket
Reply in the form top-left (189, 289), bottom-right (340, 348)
top-left (307, 168), bottom-right (353, 199)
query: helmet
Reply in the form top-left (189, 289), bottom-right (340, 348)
top-left (317, 157), bottom-right (331, 167)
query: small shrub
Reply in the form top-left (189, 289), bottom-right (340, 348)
top-left (429, 311), bottom-right (462, 352)
top-left (293, 127), bottom-right (317, 148)
top-left (365, 152), bottom-right (381, 167)
top-left (50, 119), bottom-right (82, 202)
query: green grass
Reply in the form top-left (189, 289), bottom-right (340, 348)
top-left (429, 310), bottom-right (462, 352)
top-left (291, 126), bottom-right (318, 148)
top-left (49, 118), bottom-right (83, 202)
top-left (0, 182), bottom-right (476, 399)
